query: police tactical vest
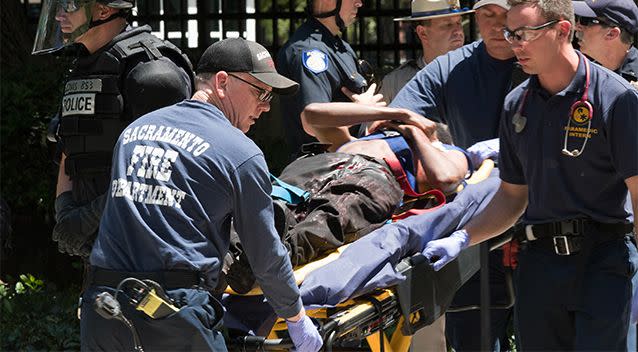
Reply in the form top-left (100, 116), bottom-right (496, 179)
top-left (59, 25), bottom-right (193, 179)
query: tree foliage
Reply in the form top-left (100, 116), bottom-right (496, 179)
top-left (0, 274), bottom-right (81, 351)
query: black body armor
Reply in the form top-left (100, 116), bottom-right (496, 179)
top-left (58, 25), bottom-right (193, 200)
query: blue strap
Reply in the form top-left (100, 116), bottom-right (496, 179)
top-left (270, 174), bottom-right (310, 205)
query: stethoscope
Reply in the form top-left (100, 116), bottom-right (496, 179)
top-left (512, 53), bottom-right (592, 158)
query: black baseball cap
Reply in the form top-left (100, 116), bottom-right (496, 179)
top-left (573, 0), bottom-right (638, 34)
top-left (196, 38), bottom-right (299, 95)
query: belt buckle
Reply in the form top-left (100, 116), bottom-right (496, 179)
top-left (553, 235), bottom-right (571, 255)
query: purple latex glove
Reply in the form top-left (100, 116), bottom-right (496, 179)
top-left (287, 314), bottom-right (323, 352)
top-left (422, 229), bottom-right (470, 271)
top-left (466, 138), bottom-right (499, 169)
top-left (631, 284), bottom-right (638, 324)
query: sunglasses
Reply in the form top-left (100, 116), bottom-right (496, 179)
top-left (576, 16), bottom-right (615, 27)
top-left (503, 20), bottom-right (559, 44)
top-left (57, 0), bottom-right (88, 13)
top-left (228, 73), bottom-right (273, 103)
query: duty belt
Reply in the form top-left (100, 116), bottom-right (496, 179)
top-left (88, 266), bottom-right (203, 289)
top-left (515, 219), bottom-right (633, 256)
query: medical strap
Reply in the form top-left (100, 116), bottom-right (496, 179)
top-left (270, 174), bottom-right (310, 205)
top-left (383, 155), bottom-right (446, 220)
top-left (88, 266), bottom-right (202, 289)
top-left (366, 295), bottom-right (385, 352)
top-left (383, 155), bottom-right (444, 200)
top-left (357, 130), bottom-right (418, 190)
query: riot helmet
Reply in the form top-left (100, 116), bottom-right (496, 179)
top-left (306, 0), bottom-right (347, 32)
top-left (32, 0), bottom-right (134, 55)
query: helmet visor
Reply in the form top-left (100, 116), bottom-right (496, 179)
top-left (32, 0), bottom-right (95, 55)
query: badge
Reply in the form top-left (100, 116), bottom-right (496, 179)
top-left (64, 78), bottom-right (103, 94)
top-left (512, 112), bottom-right (527, 133)
top-left (570, 102), bottom-right (592, 125)
top-left (302, 50), bottom-right (329, 74)
top-left (61, 93), bottom-right (96, 117)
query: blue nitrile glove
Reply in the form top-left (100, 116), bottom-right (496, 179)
top-left (466, 138), bottom-right (499, 169)
top-left (287, 314), bottom-right (323, 352)
top-left (423, 229), bottom-right (470, 271)
top-left (631, 284), bottom-right (638, 324)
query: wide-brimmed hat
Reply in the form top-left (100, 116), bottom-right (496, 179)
top-left (196, 38), bottom-right (299, 95)
top-left (395, 0), bottom-right (475, 22)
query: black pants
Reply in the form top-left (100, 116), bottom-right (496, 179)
top-left (81, 286), bottom-right (226, 351)
top-left (514, 234), bottom-right (638, 350)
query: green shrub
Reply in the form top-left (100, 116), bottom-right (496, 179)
top-left (0, 274), bottom-right (81, 351)
top-left (0, 56), bottom-right (67, 215)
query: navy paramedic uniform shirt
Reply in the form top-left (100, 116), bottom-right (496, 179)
top-left (90, 100), bottom-right (302, 318)
top-left (277, 17), bottom-right (367, 156)
top-left (499, 54), bottom-right (638, 224)
top-left (390, 41), bottom-right (516, 148)
top-left (617, 46), bottom-right (638, 83)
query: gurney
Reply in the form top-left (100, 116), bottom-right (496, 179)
top-left (225, 162), bottom-right (511, 351)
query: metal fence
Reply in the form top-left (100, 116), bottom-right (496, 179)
top-left (21, 0), bottom-right (477, 71)
top-left (20, 0), bottom-right (477, 171)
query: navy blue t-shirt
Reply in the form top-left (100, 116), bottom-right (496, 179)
top-left (499, 53), bottom-right (638, 223)
top-left (90, 100), bottom-right (302, 318)
top-left (390, 41), bottom-right (516, 148)
top-left (277, 17), bottom-right (367, 156)
top-left (617, 46), bottom-right (638, 83)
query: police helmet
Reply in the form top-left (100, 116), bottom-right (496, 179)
top-left (32, 0), bottom-right (134, 55)
top-left (97, 0), bottom-right (135, 9)
top-left (306, 0), bottom-right (346, 32)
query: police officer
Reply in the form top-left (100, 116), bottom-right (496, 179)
top-left (573, 0), bottom-right (638, 86)
top-left (276, 0), bottom-right (370, 158)
top-left (33, 0), bottom-right (194, 257)
top-left (378, 0), bottom-right (473, 104)
top-left (423, 0), bottom-right (638, 349)
top-left (80, 38), bottom-right (323, 352)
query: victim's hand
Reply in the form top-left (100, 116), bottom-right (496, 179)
top-left (342, 83), bottom-right (386, 107)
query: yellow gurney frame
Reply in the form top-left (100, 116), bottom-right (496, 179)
top-left (226, 160), bottom-right (497, 351)
top-left (227, 245), bottom-right (484, 352)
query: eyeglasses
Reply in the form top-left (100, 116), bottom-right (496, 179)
top-left (57, 0), bottom-right (87, 13)
top-left (575, 16), bottom-right (615, 27)
top-left (228, 73), bottom-right (273, 103)
top-left (503, 20), bottom-right (559, 44)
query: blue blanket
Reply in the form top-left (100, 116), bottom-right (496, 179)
top-left (300, 173), bottom-right (501, 308)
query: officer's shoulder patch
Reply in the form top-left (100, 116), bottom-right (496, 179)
top-left (302, 49), bottom-right (329, 74)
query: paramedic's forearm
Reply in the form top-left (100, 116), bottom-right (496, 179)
top-left (464, 181), bottom-right (528, 246)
